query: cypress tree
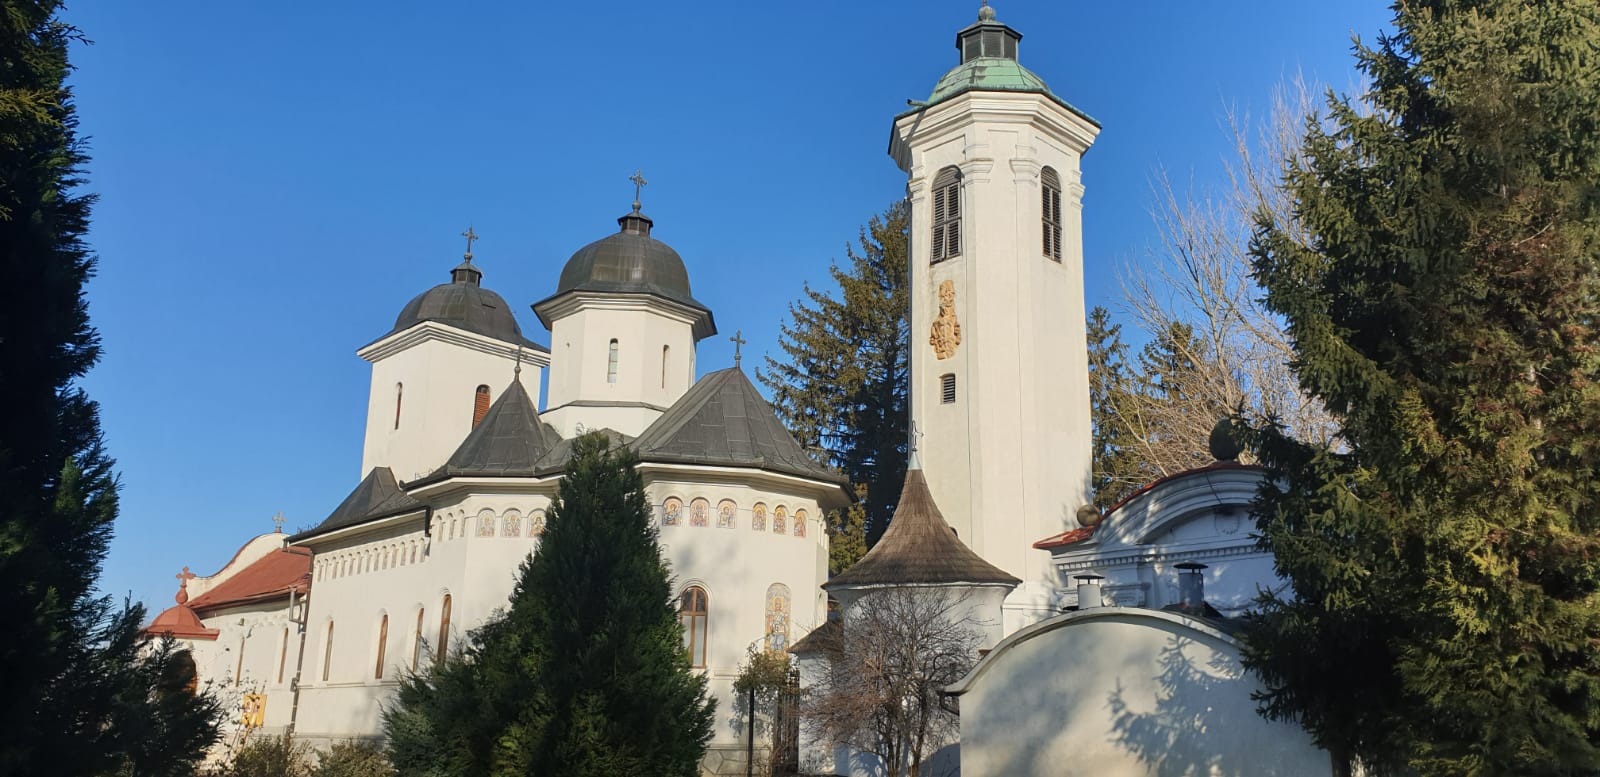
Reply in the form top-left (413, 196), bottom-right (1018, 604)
top-left (1241, 2), bottom-right (1600, 774)
top-left (0, 2), bottom-right (221, 773)
top-left (385, 432), bottom-right (715, 776)
top-left (761, 202), bottom-right (909, 548)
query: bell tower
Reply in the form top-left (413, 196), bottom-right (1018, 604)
top-left (890, 3), bottom-right (1100, 629)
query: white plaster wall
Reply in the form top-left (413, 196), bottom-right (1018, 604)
top-left (895, 92), bottom-right (1100, 633)
top-left (189, 600), bottom-right (303, 740)
top-left (182, 533), bottom-right (284, 602)
top-left (360, 333), bottom-right (546, 483)
top-left (543, 297), bottom-right (699, 437)
top-left (954, 610), bottom-right (1329, 777)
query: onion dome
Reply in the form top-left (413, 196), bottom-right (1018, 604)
top-left (386, 256), bottom-right (546, 351)
top-left (905, 3), bottom-right (1097, 127)
top-left (533, 207), bottom-right (715, 339)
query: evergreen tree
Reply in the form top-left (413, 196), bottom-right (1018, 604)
top-left (385, 433), bottom-right (715, 776)
top-left (761, 201), bottom-right (909, 548)
top-left (0, 2), bottom-right (221, 773)
top-left (1241, 2), bottom-right (1600, 774)
top-left (1087, 306), bottom-right (1139, 507)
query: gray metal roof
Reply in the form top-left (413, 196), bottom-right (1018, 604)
top-left (387, 264), bottom-right (548, 352)
top-left (630, 367), bottom-right (847, 486)
top-left (533, 427), bottom-right (634, 475)
top-left (824, 469), bottom-right (1020, 590)
top-left (290, 466), bottom-right (424, 542)
top-left (408, 378), bottom-right (562, 485)
top-left (532, 211), bottom-right (715, 338)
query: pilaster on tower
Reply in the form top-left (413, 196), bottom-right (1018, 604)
top-left (890, 3), bottom-right (1100, 631)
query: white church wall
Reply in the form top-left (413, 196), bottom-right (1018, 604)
top-left (182, 533), bottom-right (284, 602)
top-left (543, 296), bottom-right (698, 438)
top-left (196, 601), bottom-right (303, 737)
top-left (645, 474), bottom-right (830, 759)
top-left (947, 609), bottom-right (1330, 777)
top-left (358, 329), bottom-right (545, 483)
top-left (895, 91), bottom-right (1101, 634)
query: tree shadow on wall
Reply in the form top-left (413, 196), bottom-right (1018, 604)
top-left (1107, 636), bottom-right (1303, 777)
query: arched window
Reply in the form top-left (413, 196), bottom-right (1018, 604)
top-left (765, 583), bottom-right (792, 653)
top-left (374, 614), bottom-right (389, 679)
top-left (321, 621), bottom-right (335, 682)
top-left (277, 627), bottom-right (289, 684)
top-left (679, 586), bottom-right (709, 668)
top-left (607, 339), bottom-right (619, 384)
top-left (437, 594), bottom-right (452, 663)
top-left (394, 383), bottom-right (404, 430)
top-left (413, 608), bottom-right (425, 668)
top-left (472, 384), bottom-right (491, 428)
top-left (1041, 167), bottom-right (1063, 261)
top-left (661, 345), bottom-right (670, 388)
top-left (931, 167), bottom-right (962, 262)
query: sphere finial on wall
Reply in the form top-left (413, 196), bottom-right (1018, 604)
top-left (1208, 417), bottom-right (1244, 462)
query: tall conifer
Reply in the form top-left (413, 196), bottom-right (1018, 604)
top-left (762, 202), bottom-right (909, 548)
top-left (385, 433), bottom-right (715, 776)
top-left (1241, 2), bottom-right (1600, 774)
top-left (0, 2), bottom-right (221, 773)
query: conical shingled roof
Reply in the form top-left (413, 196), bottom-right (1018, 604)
top-left (631, 367), bottom-right (845, 485)
top-left (823, 469), bottom-right (1019, 590)
top-left (291, 466), bottom-right (424, 541)
top-left (411, 378), bottom-right (561, 484)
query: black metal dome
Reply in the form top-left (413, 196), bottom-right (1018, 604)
top-left (534, 210), bottom-right (715, 338)
top-left (387, 260), bottom-right (547, 351)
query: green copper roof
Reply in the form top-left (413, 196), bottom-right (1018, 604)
top-left (908, 57), bottom-right (1099, 126)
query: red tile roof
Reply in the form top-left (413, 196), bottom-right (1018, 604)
top-left (144, 603), bottom-right (219, 640)
top-left (1032, 525), bottom-right (1096, 550)
top-left (187, 547), bottom-right (311, 614)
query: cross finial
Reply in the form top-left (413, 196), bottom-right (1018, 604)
top-left (271, 512), bottom-right (285, 533)
top-left (461, 225), bottom-right (480, 261)
top-left (175, 566), bottom-right (197, 604)
top-left (629, 169), bottom-right (648, 213)
top-left (730, 329), bottom-right (747, 367)
top-left (908, 420), bottom-right (926, 468)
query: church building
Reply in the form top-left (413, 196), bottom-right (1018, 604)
top-left (148, 4), bottom-right (1332, 775)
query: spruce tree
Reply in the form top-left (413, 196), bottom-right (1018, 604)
top-left (1241, 2), bottom-right (1600, 774)
top-left (385, 433), bottom-right (715, 776)
top-left (0, 2), bottom-right (221, 773)
top-left (761, 201), bottom-right (909, 547)
top-left (1087, 305), bottom-right (1139, 507)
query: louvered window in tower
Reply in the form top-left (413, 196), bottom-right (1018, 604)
top-left (941, 373), bottom-right (957, 404)
top-left (1042, 167), bottom-right (1063, 261)
top-left (472, 385), bottom-right (491, 428)
top-left (931, 167), bottom-right (962, 262)
top-left (607, 339), bottom-right (619, 384)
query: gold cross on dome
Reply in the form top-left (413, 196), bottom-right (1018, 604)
top-left (629, 169), bottom-right (648, 212)
top-left (461, 225), bottom-right (480, 260)
top-left (730, 329), bottom-right (747, 367)
top-left (271, 511), bottom-right (285, 533)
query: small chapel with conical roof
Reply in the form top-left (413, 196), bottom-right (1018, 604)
top-left (147, 5), bottom-right (1333, 776)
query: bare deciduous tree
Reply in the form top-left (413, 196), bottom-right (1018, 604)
top-left (802, 588), bottom-right (982, 777)
top-left (1112, 76), bottom-right (1339, 483)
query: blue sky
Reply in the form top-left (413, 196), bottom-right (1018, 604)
top-left (65, 1), bottom-right (1393, 612)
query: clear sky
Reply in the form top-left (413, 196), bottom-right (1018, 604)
top-left (64, 1), bottom-right (1393, 613)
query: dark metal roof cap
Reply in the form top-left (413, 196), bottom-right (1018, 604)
top-left (824, 469), bottom-right (1020, 590)
top-left (542, 211), bottom-right (710, 315)
top-left (631, 367), bottom-right (847, 486)
top-left (292, 467), bottom-right (424, 542)
top-left (389, 261), bottom-right (547, 351)
top-left (409, 378), bottom-right (562, 485)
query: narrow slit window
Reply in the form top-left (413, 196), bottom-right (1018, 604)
top-left (679, 586), bottom-right (709, 669)
top-left (277, 627), bottom-right (288, 684)
top-left (661, 345), bottom-right (670, 389)
top-left (321, 621), bottom-right (334, 682)
top-left (931, 167), bottom-right (962, 262)
top-left (374, 615), bottom-right (388, 679)
top-left (437, 594), bottom-right (452, 663)
top-left (413, 608), bottom-right (425, 668)
top-left (607, 339), bottom-right (619, 384)
top-left (941, 373), bottom-right (957, 404)
top-left (393, 383), bottom-right (403, 430)
top-left (472, 385), bottom-right (491, 427)
top-left (1041, 167), bottom-right (1063, 261)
